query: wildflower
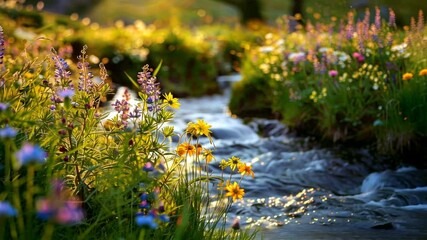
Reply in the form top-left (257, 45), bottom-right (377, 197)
top-left (176, 142), bottom-right (196, 156)
top-left (0, 125), bottom-right (17, 138)
top-left (219, 159), bottom-right (228, 170)
top-left (238, 163), bottom-right (255, 178)
top-left (328, 70), bottom-right (338, 77)
top-left (55, 200), bottom-right (84, 224)
top-left (225, 182), bottom-right (245, 202)
top-left (51, 49), bottom-right (71, 83)
top-left (135, 213), bottom-right (158, 229)
top-left (202, 149), bottom-right (215, 163)
top-left (186, 119), bottom-right (212, 138)
top-left (419, 69), bottom-right (427, 76)
top-left (231, 218), bottom-right (240, 230)
top-left (402, 73), bottom-right (413, 81)
top-left (77, 45), bottom-right (94, 92)
top-left (0, 102), bottom-right (9, 111)
top-left (163, 92), bottom-right (180, 109)
top-left (352, 52), bottom-right (365, 62)
top-left (139, 200), bottom-right (150, 209)
top-left (57, 89), bottom-right (75, 99)
top-left (158, 214), bottom-right (170, 222)
top-left (142, 162), bottom-right (155, 172)
top-left (36, 180), bottom-right (84, 224)
top-left (0, 26), bottom-right (4, 65)
top-left (15, 143), bottom-right (46, 167)
top-left (137, 65), bottom-right (161, 111)
top-left (0, 201), bottom-right (17, 217)
top-left (227, 156), bottom-right (241, 171)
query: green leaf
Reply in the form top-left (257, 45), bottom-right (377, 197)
top-left (124, 71), bottom-right (140, 89)
top-left (153, 60), bottom-right (163, 77)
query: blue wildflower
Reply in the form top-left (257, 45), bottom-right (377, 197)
top-left (0, 201), bottom-right (17, 217)
top-left (0, 125), bottom-right (17, 138)
top-left (15, 143), bottom-right (46, 166)
top-left (135, 214), bottom-right (158, 229)
top-left (140, 193), bottom-right (148, 201)
top-left (158, 214), bottom-right (170, 223)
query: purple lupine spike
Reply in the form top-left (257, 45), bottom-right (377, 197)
top-left (346, 12), bottom-right (354, 40)
top-left (77, 45), bottom-right (94, 92)
top-left (389, 8), bottom-right (396, 28)
top-left (137, 65), bottom-right (161, 112)
top-left (51, 48), bottom-right (72, 85)
top-left (0, 26), bottom-right (5, 65)
top-left (375, 7), bottom-right (381, 30)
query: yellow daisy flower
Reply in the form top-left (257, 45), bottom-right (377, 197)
top-left (163, 92), bottom-right (180, 109)
top-left (225, 181), bottom-right (245, 202)
top-left (185, 119), bottom-right (212, 137)
top-left (219, 159), bottom-right (228, 170)
top-left (227, 156), bottom-right (241, 171)
top-left (202, 149), bottom-right (215, 163)
top-left (419, 69), bottom-right (427, 76)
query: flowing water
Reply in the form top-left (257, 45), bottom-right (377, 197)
top-left (169, 75), bottom-right (427, 240)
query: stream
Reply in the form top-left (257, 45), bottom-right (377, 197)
top-left (169, 75), bottom-right (427, 240)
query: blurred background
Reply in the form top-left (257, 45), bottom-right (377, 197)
top-left (21, 0), bottom-right (427, 27)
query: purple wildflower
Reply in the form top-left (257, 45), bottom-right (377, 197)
top-left (56, 201), bottom-right (84, 224)
top-left (0, 125), bottom-right (17, 138)
top-left (137, 65), bottom-right (161, 112)
top-left (0, 26), bottom-right (4, 65)
top-left (328, 70), bottom-right (338, 77)
top-left (389, 8), bottom-right (396, 28)
top-left (57, 89), bottom-right (75, 99)
top-left (0, 102), bottom-right (8, 111)
top-left (15, 143), bottom-right (46, 166)
top-left (142, 162), bottom-right (155, 172)
top-left (36, 180), bottom-right (84, 224)
top-left (375, 7), bottom-right (381, 30)
top-left (0, 201), bottom-right (17, 217)
top-left (77, 45), bottom-right (94, 92)
top-left (51, 48), bottom-right (71, 84)
top-left (139, 200), bottom-right (150, 209)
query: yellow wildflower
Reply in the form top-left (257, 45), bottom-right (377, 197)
top-left (186, 119), bottom-right (212, 137)
top-left (202, 149), bottom-right (215, 163)
top-left (225, 182), bottom-right (245, 202)
top-left (227, 156), bottom-right (241, 171)
top-left (219, 159), bottom-right (228, 170)
top-left (419, 69), bottom-right (427, 76)
top-left (163, 92), bottom-right (180, 109)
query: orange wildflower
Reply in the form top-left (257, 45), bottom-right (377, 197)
top-left (402, 73), bottom-right (413, 81)
top-left (419, 69), bottom-right (427, 76)
top-left (176, 142), bottom-right (196, 156)
top-left (238, 163), bottom-right (255, 178)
